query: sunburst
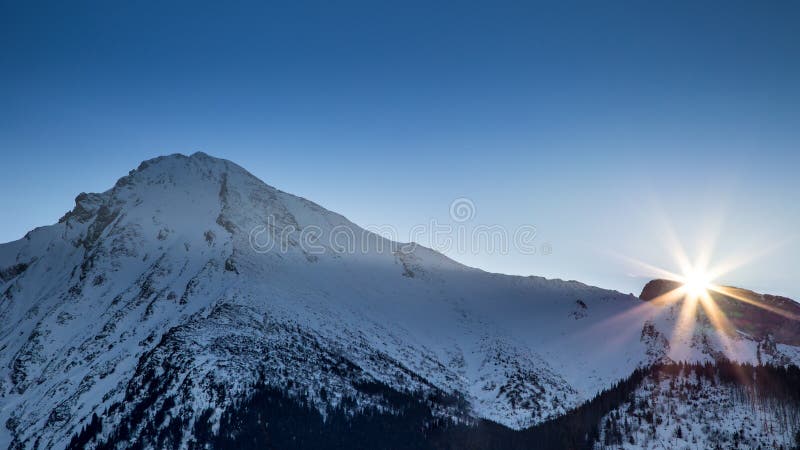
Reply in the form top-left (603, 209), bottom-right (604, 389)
top-left (680, 267), bottom-right (712, 299)
top-left (616, 217), bottom-right (794, 362)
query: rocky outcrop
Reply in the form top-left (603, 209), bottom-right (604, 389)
top-left (639, 279), bottom-right (683, 301)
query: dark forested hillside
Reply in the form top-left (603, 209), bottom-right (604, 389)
top-left (69, 360), bottom-right (800, 449)
top-left (595, 362), bottom-right (800, 449)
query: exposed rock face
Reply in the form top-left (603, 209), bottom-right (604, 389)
top-left (640, 278), bottom-right (800, 346)
top-left (708, 287), bottom-right (800, 345)
top-left (0, 263), bottom-right (28, 283)
top-left (639, 279), bottom-right (683, 301)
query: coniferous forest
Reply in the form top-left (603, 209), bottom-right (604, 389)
top-left (67, 361), bottom-right (800, 449)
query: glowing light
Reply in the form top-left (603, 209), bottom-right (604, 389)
top-left (612, 209), bottom-right (794, 362)
top-left (681, 268), bottom-right (712, 298)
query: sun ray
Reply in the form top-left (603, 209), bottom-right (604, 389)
top-left (705, 235), bottom-right (797, 281)
top-left (610, 252), bottom-right (685, 282)
top-left (692, 205), bottom-right (727, 277)
top-left (646, 199), bottom-right (694, 275)
top-left (707, 284), bottom-right (800, 321)
top-left (660, 220), bottom-right (693, 276)
top-left (666, 292), bottom-right (700, 360)
top-left (610, 207), bottom-right (797, 367)
top-left (696, 291), bottom-right (754, 384)
top-left (580, 287), bottom-right (686, 340)
top-left (698, 291), bottom-right (736, 337)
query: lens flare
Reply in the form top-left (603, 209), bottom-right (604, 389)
top-left (680, 268), bottom-right (712, 298)
top-left (613, 211), bottom-right (795, 362)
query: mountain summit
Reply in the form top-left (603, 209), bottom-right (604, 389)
top-left (0, 153), bottom-right (797, 449)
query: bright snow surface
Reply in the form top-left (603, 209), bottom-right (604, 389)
top-left (0, 153), bottom-right (790, 448)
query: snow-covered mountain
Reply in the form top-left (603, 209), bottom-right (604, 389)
top-left (595, 361), bottom-right (800, 449)
top-left (0, 153), bottom-right (797, 449)
top-left (640, 279), bottom-right (800, 366)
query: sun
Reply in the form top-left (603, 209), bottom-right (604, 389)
top-left (681, 268), bottom-right (712, 298)
top-left (612, 208), bottom-right (796, 362)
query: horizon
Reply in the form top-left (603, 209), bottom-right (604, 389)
top-left (2, 1), bottom-right (799, 298)
top-left (0, 150), bottom-right (796, 300)
top-left (5, 3), bottom-right (800, 449)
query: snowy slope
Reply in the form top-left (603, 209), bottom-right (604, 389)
top-left (0, 152), bottom-right (791, 449)
top-left (639, 279), bottom-right (800, 366)
top-left (595, 363), bottom-right (800, 449)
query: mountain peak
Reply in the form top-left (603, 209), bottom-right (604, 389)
top-left (129, 151), bottom-right (250, 180)
top-left (10, 153), bottom-right (796, 448)
top-left (640, 278), bottom-right (800, 347)
top-left (639, 279), bottom-right (682, 301)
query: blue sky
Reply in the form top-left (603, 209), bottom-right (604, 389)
top-left (1, 1), bottom-right (799, 297)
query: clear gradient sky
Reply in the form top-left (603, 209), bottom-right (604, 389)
top-left (1, 1), bottom-right (799, 297)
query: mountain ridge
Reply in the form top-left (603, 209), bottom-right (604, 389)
top-left (0, 152), bottom-right (797, 449)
